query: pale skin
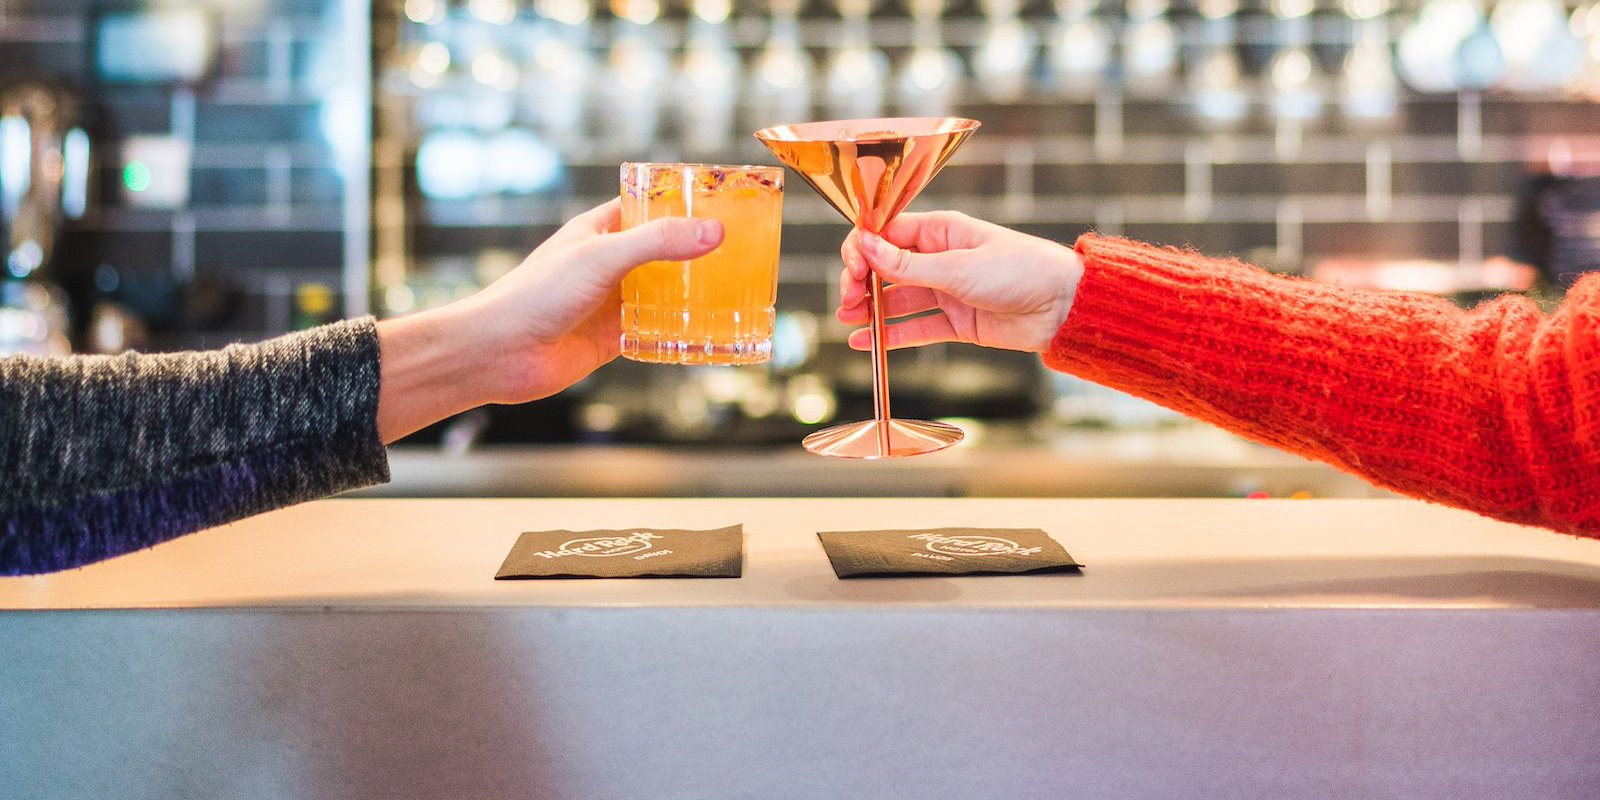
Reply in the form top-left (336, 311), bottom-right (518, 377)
top-left (374, 199), bottom-right (723, 443)
top-left (837, 210), bottom-right (1085, 354)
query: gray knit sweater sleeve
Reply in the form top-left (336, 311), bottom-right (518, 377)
top-left (0, 318), bottom-right (390, 575)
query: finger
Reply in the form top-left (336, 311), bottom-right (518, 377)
top-left (839, 267), bottom-right (860, 314)
top-left (845, 313), bottom-right (960, 351)
top-left (836, 285), bottom-right (940, 325)
top-left (538, 199), bottom-right (623, 253)
top-left (579, 217), bottom-right (724, 286)
top-left (569, 198), bottom-right (623, 235)
top-left (839, 234), bottom-right (880, 310)
top-left (879, 210), bottom-right (986, 253)
top-left (857, 230), bottom-right (970, 295)
top-left (840, 229), bottom-right (870, 281)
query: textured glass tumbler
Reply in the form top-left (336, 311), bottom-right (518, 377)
top-left (618, 162), bottom-right (784, 365)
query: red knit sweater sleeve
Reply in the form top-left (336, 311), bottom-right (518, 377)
top-left (1045, 233), bottom-right (1600, 536)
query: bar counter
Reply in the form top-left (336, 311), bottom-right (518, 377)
top-left (5, 498), bottom-right (1600, 798)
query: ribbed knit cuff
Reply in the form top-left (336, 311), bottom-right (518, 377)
top-left (1041, 234), bottom-right (1379, 458)
top-left (1044, 234), bottom-right (1273, 403)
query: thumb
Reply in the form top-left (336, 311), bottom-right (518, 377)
top-left (857, 230), bottom-right (969, 294)
top-left (581, 217), bottom-right (725, 284)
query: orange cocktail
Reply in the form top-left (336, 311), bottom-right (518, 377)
top-left (619, 162), bottom-right (784, 365)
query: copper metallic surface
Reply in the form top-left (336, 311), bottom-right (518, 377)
top-left (756, 116), bottom-right (979, 459)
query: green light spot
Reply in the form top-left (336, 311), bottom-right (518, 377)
top-left (123, 161), bottom-right (152, 193)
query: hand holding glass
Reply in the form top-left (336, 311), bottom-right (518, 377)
top-left (618, 163), bottom-right (784, 365)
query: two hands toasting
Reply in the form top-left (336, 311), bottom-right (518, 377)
top-left (15, 112), bottom-right (1600, 579)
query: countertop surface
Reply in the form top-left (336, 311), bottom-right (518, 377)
top-left (359, 431), bottom-right (1385, 498)
top-left (5, 497), bottom-right (1600, 611)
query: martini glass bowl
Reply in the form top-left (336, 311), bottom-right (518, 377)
top-left (755, 116), bottom-right (980, 459)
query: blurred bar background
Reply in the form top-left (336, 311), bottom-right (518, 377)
top-left (4, 0), bottom-right (1600, 495)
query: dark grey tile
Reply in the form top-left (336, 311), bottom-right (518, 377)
top-left (1035, 162), bottom-right (1185, 196)
top-left (960, 101), bottom-right (1095, 138)
top-left (0, 42), bottom-right (89, 82)
top-left (214, 41), bottom-right (270, 83)
top-left (1123, 100), bottom-right (1197, 137)
top-left (54, 230), bottom-right (173, 275)
top-left (194, 230), bottom-right (343, 271)
top-left (1483, 100), bottom-right (1600, 137)
top-left (190, 167), bottom-right (269, 206)
top-left (1122, 222), bottom-right (1278, 259)
top-left (1483, 221), bottom-right (1520, 260)
top-left (291, 168), bottom-right (344, 205)
top-left (1303, 221), bottom-right (1459, 260)
top-left (1392, 98), bottom-right (1460, 136)
top-left (194, 103), bottom-right (318, 142)
top-left (1391, 161), bottom-right (1532, 198)
top-left (1214, 162), bottom-right (1366, 196)
top-left (931, 163), bottom-right (1006, 195)
top-left (96, 94), bottom-right (175, 136)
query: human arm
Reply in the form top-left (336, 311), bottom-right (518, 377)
top-left (374, 200), bottom-right (722, 441)
top-left (1, 201), bottom-right (720, 575)
top-left (840, 211), bottom-right (1600, 536)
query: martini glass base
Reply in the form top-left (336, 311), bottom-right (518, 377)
top-left (801, 418), bottom-right (964, 460)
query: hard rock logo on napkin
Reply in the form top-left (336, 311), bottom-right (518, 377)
top-left (532, 531), bottom-right (662, 559)
top-left (908, 532), bottom-right (1043, 557)
top-left (815, 527), bottom-right (1080, 578)
top-left (496, 526), bottom-right (743, 579)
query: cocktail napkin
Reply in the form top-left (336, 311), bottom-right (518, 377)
top-left (495, 525), bottom-right (742, 579)
top-left (817, 527), bottom-right (1082, 578)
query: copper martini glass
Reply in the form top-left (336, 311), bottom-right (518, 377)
top-left (755, 116), bottom-right (981, 459)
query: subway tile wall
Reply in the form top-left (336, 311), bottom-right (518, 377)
top-left (6, 0), bottom-right (1600, 351)
top-left (0, 0), bottom-right (365, 348)
top-left (381, 0), bottom-right (1600, 343)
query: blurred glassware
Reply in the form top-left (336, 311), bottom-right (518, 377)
top-left (1570, 1), bottom-right (1600, 99)
top-left (749, 0), bottom-right (814, 130)
top-left (417, 83), bottom-right (517, 130)
top-left (404, 0), bottom-right (448, 26)
top-left (825, 0), bottom-right (890, 119)
top-left (1122, 0), bottom-right (1178, 93)
top-left (414, 22), bottom-right (518, 128)
top-left (1456, 11), bottom-right (1507, 90)
top-left (599, 14), bottom-right (670, 154)
top-left (1340, 0), bottom-right (1400, 120)
top-left (785, 373), bottom-right (838, 427)
top-left (1268, 0), bottom-right (1324, 119)
top-left (406, 40), bottom-right (453, 89)
top-left (416, 126), bottom-right (563, 200)
top-left (678, 0), bottom-right (741, 154)
top-left (416, 129), bottom-right (486, 200)
top-left (0, 281), bottom-right (69, 356)
top-left (1491, 0), bottom-right (1584, 91)
top-left (896, 0), bottom-right (965, 116)
top-left (1188, 0), bottom-right (1249, 125)
top-left (1397, 0), bottom-right (1484, 92)
top-left (525, 6), bottom-right (595, 151)
top-left (973, 0), bottom-right (1037, 103)
top-left (537, 0), bottom-right (593, 25)
top-left (484, 128), bottom-right (563, 193)
top-left (1, 84), bottom-right (89, 281)
top-left (771, 310), bottom-right (821, 371)
top-left (470, 46), bottom-right (520, 92)
top-left (610, 0), bottom-right (662, 25)
top-left (85, 301), bottom-right (148, 355)
top-left (1048, 0), bottom-right (1110, 97)
top-left (467, 0), bottom-right (518, 25)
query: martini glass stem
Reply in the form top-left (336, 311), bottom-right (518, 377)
top-left (867, 255), bottom-right (893, 455)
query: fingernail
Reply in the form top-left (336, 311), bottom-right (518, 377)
top-left (697, 219), bottom-right (722, 246)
